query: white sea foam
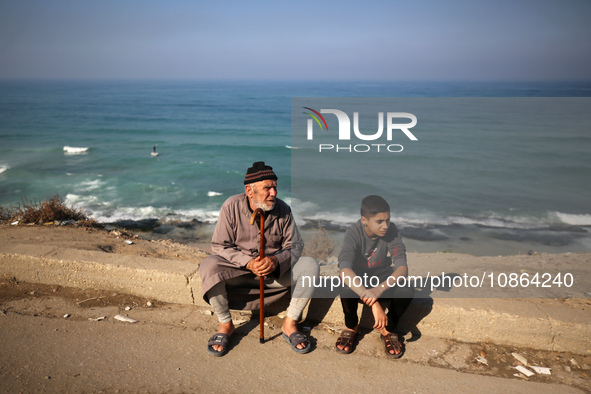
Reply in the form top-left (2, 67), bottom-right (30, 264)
top-left (63, 146), bottom-right (89, 155)
top-left (285, 145), bottom-right (301, 150)
top-left (207, 191), bottom-right (222, 197)
top-left (89, 206), bottom-right (220, 224)
top-left (554, 212), bottom-right (591, 226)
top-left (78, 179), bottom-right (103, 192)
top-left (0, 165), bottom-right (9, 174)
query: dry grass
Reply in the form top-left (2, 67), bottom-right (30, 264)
top-left (304, 220), bottom-right (335, 262)
top-left (1, 194), bottom-right (97, 226)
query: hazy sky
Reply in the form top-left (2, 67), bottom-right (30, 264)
top-left (1, 0), bottom-right (590, 80)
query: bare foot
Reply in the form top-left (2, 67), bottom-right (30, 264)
top-left (212, 321), bottom-right (235, 353)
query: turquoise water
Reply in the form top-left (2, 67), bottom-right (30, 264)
top-left (1, 80), bottom-right (590, 255)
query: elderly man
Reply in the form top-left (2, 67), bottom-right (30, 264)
top-left (200, 161), bottom-right (319, 356)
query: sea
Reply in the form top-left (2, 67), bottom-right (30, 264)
top-left (1, 80), bottom-right (590, 256)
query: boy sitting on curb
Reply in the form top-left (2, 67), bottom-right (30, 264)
top-left (336, 195), bottom-right (414, 358)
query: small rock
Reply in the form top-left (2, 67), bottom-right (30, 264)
top-left (125, 306), bottom-right (132, 311)
top-left (146, 301), bottom-right (153, 307)
top-left (200, 310), bottom-right (213, 316)
top-left (582, 364), bottom-right (590, 370)
top-left (63, 314), bottom-right (70, 318)
top-left (570, 358), bottom-right (579, 366)
top-left (29, 291), bottom-right (36, 296)
top-left (564, 366), bottom-right (571, 372)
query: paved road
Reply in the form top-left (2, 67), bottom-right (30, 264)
top-left (0, 309), bottom-right (584, 393)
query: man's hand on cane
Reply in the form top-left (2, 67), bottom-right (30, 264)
top-left (247, 255), bottom-right (278, 278)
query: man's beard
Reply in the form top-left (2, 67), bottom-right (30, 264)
top-left (251, 196), bottom-right (276, 212)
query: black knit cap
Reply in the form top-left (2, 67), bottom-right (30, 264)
top-left (244, 161), bottom-right (278, 185)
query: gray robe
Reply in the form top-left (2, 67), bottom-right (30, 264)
top-left (199, 193), bottom-right (304, 310)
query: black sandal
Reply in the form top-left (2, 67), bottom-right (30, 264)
top-left (335, 329), bottom-right (356, 354)
top-left (207, 333), bottom-right (230, 357)
top-left (381, 332), bottom-right (403, 359)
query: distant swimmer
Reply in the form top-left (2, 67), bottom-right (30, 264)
top-left (152, 145), bottom-right (159, 157)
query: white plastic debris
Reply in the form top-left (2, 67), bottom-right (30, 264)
top-left (89, 316), bottom-right (106, 321)
top-left (114, 314), bottom-right (138, 323)
top-left (511, 352), bottom-right (528, 365)
top-left (200, 310), bottom-right (213, 316)
top-left (11, 221), bottom-right (19, 226)
top-left (529, 366), bottom-right (551, 375)
top-left (125, 240), bottom-right (133, 245)
top-left (514, 365), bottom-right (534, 377)
top-left (125, 306), bottom-right (132, 311)
top-left (232, 318), bottom-right (248, 327)
top-left (63, 314), bottom-right (71, 318)
top-left (476, 356), bottom-right (488, 365)
top-left (146, 301), bottom-right (153, 307)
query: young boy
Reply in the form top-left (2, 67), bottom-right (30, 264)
top-left (336, 195), bottom-right (414, 358)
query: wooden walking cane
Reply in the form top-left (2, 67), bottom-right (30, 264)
top-left (250, 208), bottom-right (265, 344)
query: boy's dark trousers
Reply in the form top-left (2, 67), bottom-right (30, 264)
top-left (340, 284), bottom-right (414, 332)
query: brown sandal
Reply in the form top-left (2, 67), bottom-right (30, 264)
top-left (335, 329), bottom-right (356, 354)
top-left (381, 332), bottom-right (403, 359)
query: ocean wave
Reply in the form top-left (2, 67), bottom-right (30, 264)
top-left (0, 165), bottom-right (9, 174)
top-left (554, 212), bottom-right (591, 226)
top-left (285, 145), bottom-right (301, 150)
top-left (207, 191), bottom-right (222, 197)
top-left (294, 207), bottom-right (589, 231)
top-left (63, 146), bottom-right (89, 155)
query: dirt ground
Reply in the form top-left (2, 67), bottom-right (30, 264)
top-left (1, 278), bottom-right (590, 392)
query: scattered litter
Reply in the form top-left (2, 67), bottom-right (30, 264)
top-left (514, 365), bottom-right (534, 377)
top-left (125, 240), bottom-right (133, 245)
top-left (77, 296), bottom-right (106, 305)
top-left (125, 306), bottom-right (132, 311)
top-left (479, 350), bottom-right (487, 357)
top-left (200, 310), bottom-right (213, 316)
top-left (277, 312), bottom-right (286, 319)
top-left (11, 221), bottom-right (19, 226)
top-left (88, 316), bottom-right (106, 322)
top-left (564, 366), bottom-right (571, 372)
top-left (529, 366), bottom-right (551, 375)
top-left (114, 314), bottom-right (138, 323)
top-left (232, 319), bottom-right (248, 327)
top-left (513, 373), bottom-right (526, 379)
top-left (511, 352), bottom-right (528, 365)
top-left (146, 301), bottom-right (153, 307)
top-left (63, 314), bottom-right (70, 318)
top-left (432, 350), bottom-right (439, 357)
top-left (264, 322), bottom-right (269, 327)
top-left (570, 358), bottom-right (579, 366)
top-left (475, 356), bottom-right (488, 365)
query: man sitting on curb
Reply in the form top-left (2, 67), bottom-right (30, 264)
top-left (199, 161), bottom-right (319, 356)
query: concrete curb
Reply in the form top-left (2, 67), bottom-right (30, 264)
top-left (1, 249), bottom-right (590, 355)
